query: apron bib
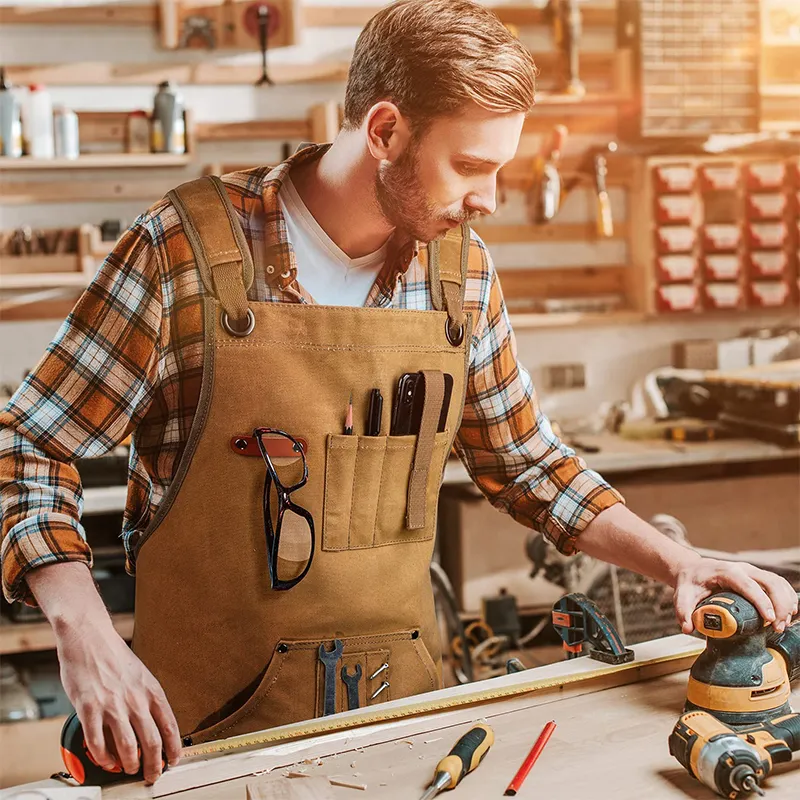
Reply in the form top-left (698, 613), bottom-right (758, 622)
top-left (131, 176), bottom-right (472, 744)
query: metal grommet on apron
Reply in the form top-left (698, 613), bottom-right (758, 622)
top-left (221, 308), bottom-right (256, 337)
top-left (445, 318), bottom-right (464, 347)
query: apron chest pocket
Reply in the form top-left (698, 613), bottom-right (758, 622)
top-left (323, 432), bottom-right (450, 551)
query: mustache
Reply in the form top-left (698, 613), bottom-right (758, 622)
top-left (446, 209), bottom-right (482, 224)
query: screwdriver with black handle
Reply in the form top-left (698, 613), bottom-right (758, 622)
top-left (419, 723), bottom-right (494, 800)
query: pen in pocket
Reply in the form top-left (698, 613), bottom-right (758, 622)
top-left (344, 391), bottom-right (353, 435)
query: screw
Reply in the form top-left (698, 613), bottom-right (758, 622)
top-left (369, 662), bottom-right (389, 680)
top-left (370, 681), bottom-right (390, 701)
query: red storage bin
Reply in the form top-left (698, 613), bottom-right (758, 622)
top-left (744, 162), bottom-right (786, 191)
top-left (653, 164), bottom-right (696, 193)
top-left (654, 194), bottom-right (696, 224)
top-left (746, 193), bottom-right (787, 220)
top-left (656, 284), bottom-right (699, 312)
top-left (699, 163), bottom-right (739, 192)
top-left (749, 281), bottom-right (792, 308)
top-left (748, 250), bottom-right (789, 279)
top-left (702, 224), bottom-right (741, 252)
top-left (704, 282), bottom-right (744, 311)
top-left (656, 254), bottom-right (698, 283)
top-left (748, 222), bottom-right (787, 249)
top-left (655, 225), bottom-right (696, 254)
top-left (704, 254), bottom-right (741, 281)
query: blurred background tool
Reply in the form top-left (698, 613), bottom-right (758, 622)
top-left (530, 124), bottom-right (568, 224)
top-left (548, 0), bottom-right (585, 96)
top-left (593, 146), bottom-right (614, 237)
top-left (419, 724), bottom-right (494, 800)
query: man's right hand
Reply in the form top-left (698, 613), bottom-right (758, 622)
top-left (26, 562), bottom-right (182, 784)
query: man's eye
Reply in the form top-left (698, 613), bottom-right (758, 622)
top-left (458, 164), bottom-right (480, 176)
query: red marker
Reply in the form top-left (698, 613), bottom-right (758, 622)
top-left (504, 720), bottom-right (557, 796)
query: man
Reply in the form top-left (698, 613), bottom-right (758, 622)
top-left (1, 0), bottom-right (796, 787)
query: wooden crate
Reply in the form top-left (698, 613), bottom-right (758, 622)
top-left (0, 225), bottom-right (98, 290)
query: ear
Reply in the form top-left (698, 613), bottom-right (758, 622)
top-left (365, 101), bottom-right (412, 162)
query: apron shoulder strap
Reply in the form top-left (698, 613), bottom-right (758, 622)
top-left (427, 223), bottom-right (471, 344)
top-left (167, 176), bottom-right (254, 327)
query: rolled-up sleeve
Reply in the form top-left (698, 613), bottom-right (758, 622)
top-left (0, 216), bottom-right (163, 604)
top-left (455, 238), bottom-right (624, 555)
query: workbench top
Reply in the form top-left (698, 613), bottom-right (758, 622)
top-left (8, 637), bottom-right (796, 800)
top-left (443, 435), bottom-right (800, 485)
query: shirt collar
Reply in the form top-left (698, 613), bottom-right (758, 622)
top-left (258, 143), bottom-right (420, 291)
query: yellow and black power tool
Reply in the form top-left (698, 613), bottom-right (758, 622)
top-left (669, 590), bottom-right (800, 798)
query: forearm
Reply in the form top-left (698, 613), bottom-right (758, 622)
top-left (576, 503), bottom-right (701, 587)
top-left (26, 561), bottom-right (115, 637)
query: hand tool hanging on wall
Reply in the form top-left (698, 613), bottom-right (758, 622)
top-left (530, 124), bottom-right (568, 224)
top-left (419, 724), bottom-right (494, 800)
top-left (178, 15), bottom-right (216, 49)
top-left (253, 4), bottom-right (274, 85)
top-left (318, 639), bottom-right (343, 716)
top-left (341, 664), bottom-right (362, 711)
top-left (551, 592), bottom-right (634, 664)
top-left (593, 146), bottom-right (614, 237)
top-left (548, 0), bottom-right (585, 96)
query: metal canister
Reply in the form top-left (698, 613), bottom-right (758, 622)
top-left (53, 106), bottom-right (80, 159)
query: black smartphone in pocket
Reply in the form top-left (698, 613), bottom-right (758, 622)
top-left (390, 372), bottom-right (453, 435)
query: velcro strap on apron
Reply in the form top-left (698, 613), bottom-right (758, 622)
top-left (406, 370), bottom-right (445, 530)
top-left (168, 176), bottom-right (254, 325)
top-left (428, 222), bottom-right (470, 340)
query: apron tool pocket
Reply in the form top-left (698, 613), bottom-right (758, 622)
top-left (185, 629), bottom-right (439, 744)
top-left (185, 637), bottom-right (321, 745)
top-left (323, 431), bottom-right (450, 551)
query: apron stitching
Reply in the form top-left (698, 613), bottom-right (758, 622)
top-left (215, 342), bottom-right (456, 353)
top-left (347, 446), bottom-right (358, 549)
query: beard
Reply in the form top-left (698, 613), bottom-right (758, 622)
top-left (373, 139), bottom-right (480, 243)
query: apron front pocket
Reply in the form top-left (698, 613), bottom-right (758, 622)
top-left (185, 629), bottom-right (440, 745)
top-left (323, 431), bottom-right (450, 551)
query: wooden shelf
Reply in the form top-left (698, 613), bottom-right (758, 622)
top-left (0, 715), bottom-right (68, 789)
top-left (509, 310), bottom-right (646, 330)
top-left (0, 613), bottom-right (134, 655)
top-left (0, 153), bottom-right (192, 171)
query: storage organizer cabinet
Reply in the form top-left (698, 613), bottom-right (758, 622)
top-left (629, 154), bottom-right (800, 315)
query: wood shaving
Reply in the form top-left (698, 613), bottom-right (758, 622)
top-left (286, 771), bottom-right (311, 779)
top-left (423, 738), bottom-right (443, 744)
top-left (329, 777), bottom-right (367, 791)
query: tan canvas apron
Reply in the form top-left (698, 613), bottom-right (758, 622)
top-left (131, 176), bottom-right (473, 745)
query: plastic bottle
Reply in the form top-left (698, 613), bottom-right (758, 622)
top-left (151, 80), bottom-right (185, 154)
top-left (22, 84), bottom-right (54, 158)
top-left (0, 67), bottom-right (22, 157)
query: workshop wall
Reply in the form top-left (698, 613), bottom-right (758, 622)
top-left (0, 0), bottom-right (787, 420)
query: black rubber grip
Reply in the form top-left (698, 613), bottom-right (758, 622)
top-left (764, 713), bottom-right (800, 753)
top-left (451, 727), bottom-right (490, 778)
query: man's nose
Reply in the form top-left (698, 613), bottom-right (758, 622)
top-left (466, 177), bottom-right (497, 217)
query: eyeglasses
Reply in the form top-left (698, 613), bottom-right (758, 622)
top-left (253, 427), bottom-right (315, 590)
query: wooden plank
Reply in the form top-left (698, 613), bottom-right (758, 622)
top-left (0, 154), bottom-right (191, 171)
top-left (0, 178), bottom-right (177, 204)
top-left (4, 52), bottom-right (612, 87)
top-left (0, 613), bottom-right (135, 655)
top-left (195, 119), bottom-right (310, 142)
top-left (109, 636), bottom-right (703, 798)
top-left (508, 309), bottom-right (647, 330)
top-left (246, 776), bottom-right (334, 800)
top-left (0, 3), bottom-right (156, 26)
top-left (496, 264), bottom-right (628, 301)
top-left (475, 222), bottom-right (628, 243)
top-left (4, 61), bottom-right (352, 87)
top-left (0, 292), bottom-right (82, 322)
top-left (0, 4), bottom-right (616, 29)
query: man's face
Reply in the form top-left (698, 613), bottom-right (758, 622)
top-left (374, 104), bottom-right (524, 243)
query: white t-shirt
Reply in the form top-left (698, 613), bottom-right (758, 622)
top-left (278, 175), bottom-right (388, 307)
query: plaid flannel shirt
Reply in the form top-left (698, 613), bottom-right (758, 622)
top-left (0, 144), bottom-right (622, 605)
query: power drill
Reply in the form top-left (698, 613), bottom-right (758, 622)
top-left (669, 709), bottom-right (800, 798)
top-left (669, 590), bottom-right (800, 798)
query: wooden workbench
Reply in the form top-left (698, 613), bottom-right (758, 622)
top-left (4, 636), bottom-right (798, 800)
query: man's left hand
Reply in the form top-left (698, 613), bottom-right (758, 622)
top-left (673, 557), bottom-right (799, 635)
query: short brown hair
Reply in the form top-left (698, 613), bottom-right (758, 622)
top-left (342, 0), bottom-right (537, 134)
